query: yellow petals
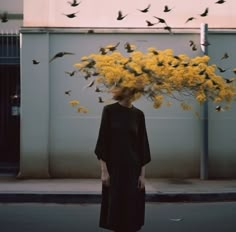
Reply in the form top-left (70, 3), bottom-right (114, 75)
top-left (77, 106), bottom-right (88, 113)
top-left (73, 43), bottom-right (236, 111)
top-left (69, 100), bottom-right (80, 107)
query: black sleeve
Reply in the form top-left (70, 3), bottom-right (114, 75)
top-left (139, 112), bottom-right (151, 166)
top-left (94, 106), bottom-right (110, 162)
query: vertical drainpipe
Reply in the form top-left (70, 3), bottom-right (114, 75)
top-left (200, 23), bottom-right (209, 180)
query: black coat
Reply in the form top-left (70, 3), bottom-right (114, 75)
top-left (95, 102), bottom-right (151, 231)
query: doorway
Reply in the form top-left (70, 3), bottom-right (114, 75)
top-left (0, 34), bottom-right (20, 174)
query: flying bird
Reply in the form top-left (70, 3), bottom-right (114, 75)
top-left (215, 105), bottom-right (224, 112)
top-left (200, 8), bottom-right (209, 17)
top-left (65, 70), bottom-right (77, 76)
top-left (153, 16), bottom-right (167, 24)
top-left (49, 52), bottom-right (75, 63)
top-left (63, 11), bottom-right (79, 18)
top-left (98, 96), bottom-right (104, 103)
top-left (225, 78), bottom-right (235, 83)
top-left (105, 42), bottom-right (120, 51)
top-left (164, 26), bottom-right (172, 34)
top-left (215, 0), bottom-right (226, 4)
top-left (124, 42), bottom-right (135, 53)
top-left (163, 5), bottom-right (173, 12)
top-left (146, 20), bottom-right (158, 26)
top-left (220, 52), bottom-right (229, 60)
top-left (65, 90), bottom-right (72, 96)
top-left (217, 66), bottom-right (229, 73)
top-left (185, 17), bottom-right (196, 24)
top-left (201, 40), bottom-right (211, 47)
top-left (0, 11), bottom-right (8, 23)
top-left (189, 40), bottom-right (195, 47)
top-left (32, 59), bottom-right (40, 65)
top-left (138, 4), bottom-right (151, 13)
top-left (117, 10), bottom-right (128, 20)
top-left (192, 44), bottom-right (197, 51)
top-left (67, 0), bottom-right (81, 7)
top-left (99, 47), bottom-right (108, 55)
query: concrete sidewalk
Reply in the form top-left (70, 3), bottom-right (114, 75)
top-left (0, 176), bottom-right (236, 203)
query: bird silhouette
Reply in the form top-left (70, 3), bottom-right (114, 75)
top-left (32, 59), bottom-right (40, 65)
top-left (163, 5), bottom-right (173, 12)
top-left (220, 52), bottom-right (229, 60)
top-left (65, 70), bottom-right (77, 76)
top-left (189, 40), bottom-right (195, 47)
top-left (49, 52), bottom-right (75, 62)
top-left (200, 8), bottom-right (209, 17)
top-left (164, 26), bottom-right (172, 34)
top-left (215, 0), bottom-right (226, 4)
top-left (185, 17), bottom-right (196, 24)
top-left (138, 4), bottom-right (151, 13)
top-left (153, 16), bottom-right (167, 24)
top-left (99, 47), bottom-right (108, 55)
top-left (65, 90), bottom-right (72, 96)
top-left (225, 78), bottom-right (235, 83)
top-left (98, 96), bottom-right (104, 103)
top-left (217, 66), bottom-right (228, 73)
top-left (0, 11), bottom-right (8, 23)
top-left (146, 20), bottom-right (158, 26)
top-left (68, 0), bottom-right (81, 7)
top-left (201, 40), bottom-right (211, 47)
top-left (117, 10), bottom-right (128, 20)
top-left (215, 105), bottom-right (224, 112)
top-left (192, 44), bottom-right (197, 51)
top-left (63, 11), bottom-right (79, 18)
top-left (124, 43), bottom-right (135, 53)
top-left (106, 42), bottom-right (120, 51)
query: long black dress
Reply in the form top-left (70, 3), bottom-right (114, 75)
top-left (95, 102), bottom-right (151, 232)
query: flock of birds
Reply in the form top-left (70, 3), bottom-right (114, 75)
top-left (2, 0), bottom-right (235, 111)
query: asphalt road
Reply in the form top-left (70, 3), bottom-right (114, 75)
top-left (0, 202), bottom-right (235, 232)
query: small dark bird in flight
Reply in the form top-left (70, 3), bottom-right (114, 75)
top-left (192, 44), bottom-right (197, 51)
top-left (189, 40), bottom-right (195, 47)
top-left (215, 0), bottom-right (226, 4)
top-left (65, 70), bottom-right (77, 76)
top-left (106, 42), bottom-right (120, 51)
top-left (221, 52), bottom-right (229, 60)
top-left (225, 78), bottom-right (235, 83)
top-left (163, 5), bottom-right (173, 13)
top-left (201, 40), bottom-right (210, 47)
top-left (124, 42), bottom-right (135, 53)
top-left (138, 4), bottom-right (151, 13)
top-left (65, 90), bottom-right (72, 96)
top-left (153, 16), bottom-right (166, 24)
top-left (117, 10), bottom-right (127, 20)
top-left (185, 17), bottom-right (196, 24)
top-left (200, 8), bottom-right (209, 17)
top-left (49, 52), bottom-right (75, 62)
top-left (63, 11), bottom-right (79, 18)
top-left (146, 20), bottom-right (158, 26)
top-left (0, 11), bottom-right (8, 23)
top-left (164, 26), bottom-right (172, 34)
top-left (32, 59), bottom-right (40, 65)
top-left (98, 96), bottom-right (104, 103)
top-left (68, 0), bottom-right (81, 7)
top-left (217, 66), bottom-right (228, 73)
top-left (99, 47), bottom-right (108, 55)
top-left (215, 105), bottom-right (224, 112)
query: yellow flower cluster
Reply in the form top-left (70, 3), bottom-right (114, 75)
top-left (74, 43), bottom-right (236, 110)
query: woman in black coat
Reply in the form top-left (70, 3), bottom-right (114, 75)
top-left (95, 87), bottom-right (151, 232)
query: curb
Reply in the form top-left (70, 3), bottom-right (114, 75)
top-left (1, 192), bottom-right (236, 203)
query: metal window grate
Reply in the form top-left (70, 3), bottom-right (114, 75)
top-left (0, 33), bottom-right (20, 65)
